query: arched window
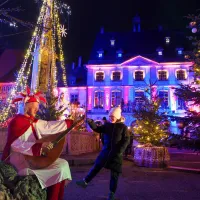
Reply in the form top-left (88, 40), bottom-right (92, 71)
top-left (94, 91), bottom-right (104, 108)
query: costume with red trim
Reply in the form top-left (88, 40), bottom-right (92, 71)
top-left (2, 87), bottom-right (73, 200)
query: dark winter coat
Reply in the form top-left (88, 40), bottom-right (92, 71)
top-left (88, 120), bottom-right (130, 173)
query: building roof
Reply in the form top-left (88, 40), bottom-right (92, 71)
top-left (0, 49), bottom-right (24, 82)
top-left (64, 64), bottom-right (87, 87)
top-left (88, 30), bottom-right (190, 65)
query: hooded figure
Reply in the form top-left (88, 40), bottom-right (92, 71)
top-left (76, 106), bottom-right (130, 200)
top-left (2, 87), bottom-right (73, 200)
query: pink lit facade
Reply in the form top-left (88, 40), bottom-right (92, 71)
top-left (84, 55), bottom-right (194, 125)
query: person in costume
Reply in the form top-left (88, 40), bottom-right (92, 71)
top-left (76, 106), bottom-right (130, 200)
top-left (56, 92), bottom-right (70, 120)
top-left (1, 87), bottom-right (73, 200)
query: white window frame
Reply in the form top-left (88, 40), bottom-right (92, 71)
top-left (94, 91), bottom-right (104, 108)
top-left (157, 70), bottom-right (169, 81)
top-left (134, 70), bottom-right (145, 81)
top-left (111, 71), bottom-right (122, 81)
top-left (95, 71), bottom-right (105, 81)
top-left (111, 90), bottom-right (122, 107)
top-left (175, 69), bottom-right (187, 80)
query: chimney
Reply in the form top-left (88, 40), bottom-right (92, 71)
top-left (72, 62), bottom-right (75, 70)
top-left (78, 56), bottom-right (82, 67)
top-left (100, 27), bottom-right (104, 34)
top-left (133, 14), bottom-right (141, 32)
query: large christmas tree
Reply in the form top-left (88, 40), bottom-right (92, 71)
top-left (174, 13), bottom-right (200, 141)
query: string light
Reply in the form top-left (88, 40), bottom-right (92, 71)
top-left (55, 2), bottom-right (67, 86)
top-left (0, 0), bottom-right (70, 124)
top-left (0, 0), bottom-right (47, 123)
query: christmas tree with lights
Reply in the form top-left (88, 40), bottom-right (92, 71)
top-left (172, 14), bottom-right (200, 142)
top-left (0, 0), bottom-right (71, 124)
top-left (133, 83), bottom-right (170, 146)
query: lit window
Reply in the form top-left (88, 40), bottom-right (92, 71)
top-left (95, 71), bottom-right (105, 81)
top-left (135, 71), bottom-right (144, 81)
top-left (176, 70), bottom-right (186, 80)
top-left (111, 91), bottom-right (121, 107)
top-left (165, 37), bottom-right (170, 44)
top-left (118, 53), bottom-right (122, 58)
top-left (98, 53), bottom-right (103, 58)
top-left (94, 91), bottom-right (104, 108)
top-left (112, 71), bottom-right (121, 81)
top-left (116, 50), bottom-right (123, 58)
top-left (178, 50), bottom-right (182, 55)
top-left (70, 94), bottom-right (79, 103)
top-left (97, 50), bottom-right (104, 58)
top-left (158, 70), bottom-right (168, 81)
top-left (110, 40), bottom-right (115, 46)
top-left (135, 91), bottom-right (145, 104)
top-left (159, 91), bottom-right (169, 109)
top-left (156, 48), bottom-right (163, 56)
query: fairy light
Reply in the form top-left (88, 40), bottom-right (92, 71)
top-left (0, 0), bottom-right (47, 123)
top-left (51, 1), bottom-right (58, 87)
top-left (0, 0), bottom-right (70, 124)
top-left (55, 2), bottom-right (67, 86)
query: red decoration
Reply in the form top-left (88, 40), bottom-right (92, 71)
top-left (177, 121), bottom-right (184, 129)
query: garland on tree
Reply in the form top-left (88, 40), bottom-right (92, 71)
top-left (168, 13), bottom-right (200, 151)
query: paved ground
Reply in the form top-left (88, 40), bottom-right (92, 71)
top-left (64, 160), bottom-right (200, 200)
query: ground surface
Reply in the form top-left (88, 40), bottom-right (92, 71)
top-left (64, 160), bottom-right (200, 200)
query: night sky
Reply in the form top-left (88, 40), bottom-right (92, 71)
top-left (1, 0), bottom-right (200, 65)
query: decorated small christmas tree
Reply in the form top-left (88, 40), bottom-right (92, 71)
top-left (133, 83), bottom-right (170, 146)
top-left (37, 90), bottom-right (67, 121)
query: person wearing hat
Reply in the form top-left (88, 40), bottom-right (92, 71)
top-left (1, 87), bottom-right (73, 200)
top-left (76, 106), bottom-right (130, 200)
top-left (102, 116), bottom-right (108, 124)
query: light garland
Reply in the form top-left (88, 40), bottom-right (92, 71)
top-left (55, 2), bottom-right (67, 86)
top-left (52, 1), bottom-right (58, 88)
top-left (0, 0), bottom-right (47, 123)
top-left (0, 0), bottom-right (70, 124)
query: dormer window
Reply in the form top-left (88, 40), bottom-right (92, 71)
top-left (156, 48), bottom-right (163, 56)
top-left (116, 50), bottom-right (123, 58)
top-left (112, 71), bottom-right (121, 81)
top-left (98, 53), bottom-right (103, 58)
top-left (134, 70), bottom-right (144, 81)
top-left (97, 50), bottom-right (104, 58)
top-left (165, 37), bottom-right (170, 44)
top-left (110, 39), bottom-right (115, 46)
top-left (158, 70), bottom-right (168, 81)
top-left (176, 48), bottom-right (184, 55)
top-left (118, 53), bottom-right (122, 58)
top-left (176, 69), bottom-right (187, 80)
top-left (95, 71), bottom-right (105, 82)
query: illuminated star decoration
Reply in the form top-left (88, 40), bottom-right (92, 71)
top-left (60, 25), bottom-right (67, 37)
